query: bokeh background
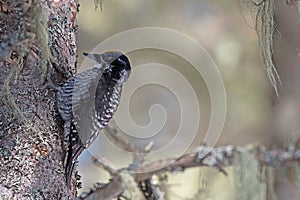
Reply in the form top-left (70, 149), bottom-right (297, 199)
top-left (76, 0), bottom-right (300, 199)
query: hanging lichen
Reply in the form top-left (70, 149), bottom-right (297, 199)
top-left (240, 0), bottom-right (281, 97)
top-left (0, 1), bottom-right (50, 125)
top-left (94, 0), bottom-right (105, 10)
top-left (26, 1), bottom-right (51, 82)
top-left (1, 47), bottom-right (29, 125)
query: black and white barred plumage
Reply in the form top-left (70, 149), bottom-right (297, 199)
top-left (57, 51), bottom-right (131, 187)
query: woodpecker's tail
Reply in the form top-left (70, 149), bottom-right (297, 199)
top-left (65, 122), bottom-right (84, 188)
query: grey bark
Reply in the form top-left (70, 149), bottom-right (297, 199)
top-left (0, 0), bottom-right (78, 199)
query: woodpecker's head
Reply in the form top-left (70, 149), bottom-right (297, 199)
top-left (83, 51), bottom-right (131, 83)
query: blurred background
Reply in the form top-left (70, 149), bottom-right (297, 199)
top-left (76, 0), bottom-right (300, 199)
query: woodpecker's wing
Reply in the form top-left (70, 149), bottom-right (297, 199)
top-left (57, 66), bottom-right (104, 122)
top-left (58, 66), bottom-right (105, 188)
top-left (57, 66), bottom-right (108, 157)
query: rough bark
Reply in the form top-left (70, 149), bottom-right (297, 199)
top-left (0, 0), bottom-right (78, 199)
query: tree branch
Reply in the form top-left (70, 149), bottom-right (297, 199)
top-left (78, 135), bottom-right (300, 200)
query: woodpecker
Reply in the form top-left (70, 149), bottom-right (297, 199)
top-left (57, 51), bottom-right (131, 188)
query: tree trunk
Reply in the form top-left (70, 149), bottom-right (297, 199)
top-left (0, 0), bottom-right (78, 199)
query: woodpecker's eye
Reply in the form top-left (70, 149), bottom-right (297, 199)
top-left (102, 53), bottom-right (114, 63)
